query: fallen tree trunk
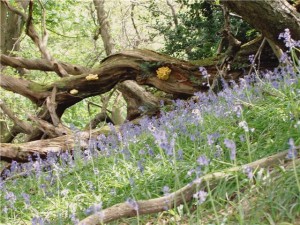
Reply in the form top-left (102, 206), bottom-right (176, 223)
top-left (78, 148), bottom-right (300, 225)
top-left (0, 38), bottom-right (276, 112)
top-left (0, 37), bottom-right (278, 160)
top-left (0, 125), bottom-right (113, 162)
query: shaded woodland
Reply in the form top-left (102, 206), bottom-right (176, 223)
top-left (0, 0), bottom-right (300, 161)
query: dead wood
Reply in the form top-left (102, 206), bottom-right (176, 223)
top-left (0, 99), bottom-right (32, 134)
top-left (0, 124), bottom-right (113, 162)
top-left (78, 148), bottom-right (299, 225)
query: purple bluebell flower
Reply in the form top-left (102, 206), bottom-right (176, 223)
top-left (137, 160), bottom-right (144, 173)
top-left (224, 139), bottom-right (236, 161)
top-left (197, 155), bottom-right (210, 166)
top-left (138, 149), bottom-right (145, 155)
top-left (5, 191), bottom-right (16, 202)
top-left (21, 192), bottom-right (31, 206)
top-left (199, 67), bottom-right (210, 78)
top-left (244, 166), bottom-right (253, 179)
top-left (207, 133), bottom-right (220, 146)
top-left (70, 213), bottom-right (79, 224)
top-left (177, 149), bottom-right (183, 160)
top-left (239, 121), bottom-right (249, 132)
top-left (193, 190), bottom-right (208, 204)
top-left (86, 181), bottom-right (95, 191)
top-left (10, 161), bottom-right (19, 174)
top-left (214, 145), bottom-right (223, 158)
top-left (31, 216), bottom-right (47, 225)
top-left (286, 138), bottom-right (297, 159)
top-left (126, 198), bottom-right (139, 211)
top-left (278, 28), bottom-right (300, 49)
top-left (162, 186), bottom-right (170, 196)
top-left (84, 202), bottom-right (102, 215)
top-left (249, 54), bottom-right (255, 65)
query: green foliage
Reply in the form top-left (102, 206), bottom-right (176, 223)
top-left (139, 61), bottom-right (162, 78)
top-left (145, 0), bottom-right (258, 60)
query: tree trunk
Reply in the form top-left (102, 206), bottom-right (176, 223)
top-left (221, 0), bottom-right (300, 50)
top-left (0, 0), bottom-right (29, 55)
top-left (93, 0), bottom-right (165, 121)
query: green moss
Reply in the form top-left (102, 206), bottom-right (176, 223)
top-left (28, 82), bottom-right (47, 92)
top-left (190, 55), bottom-right (221, 67)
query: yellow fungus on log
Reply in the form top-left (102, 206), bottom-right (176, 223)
top-left (156, 67), bottom-right (171, 81)
top-left (70, 89), bottom-right (78, 95)
top-left (86, 74), bottom-right (99, 81)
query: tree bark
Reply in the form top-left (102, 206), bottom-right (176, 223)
top-left (221, 0), bottom-right (300, 50)
top-left (93, 0), bottom-right (171, 121)
top-left (0, 0), bottom-right (29, 55)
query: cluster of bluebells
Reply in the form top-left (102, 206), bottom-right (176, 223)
top-left (278, 28), bottom-right (300, 50)
top-left (1, 29), bottom-right (300, 224)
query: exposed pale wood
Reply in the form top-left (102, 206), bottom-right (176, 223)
top-left (0, 127), bottom-right (101, 162)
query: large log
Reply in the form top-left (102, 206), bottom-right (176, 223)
top-left (0, 126), bottom-right (112, 162)
top-left (0, 49), bottom-right (215, 108)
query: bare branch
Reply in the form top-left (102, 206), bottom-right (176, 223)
top-left (1, 125), bottom-right (22, 143)
top-left (93, 0), bottom-right (115, 55)
top-left (85, 112), bottom-right (113, 130)
top-left (46, 86), bottom-right (60, 126)
top-left (0, 74), bottom-right (48, 105)
top-left (0, 99), bottom-right (32, 134)
top-left (27, 114), bottom-right (70, 138)
top-left (1, 0), bottom-right (27, 19)
top-left (2, 0), bottom-right (70, 77)
top-left (130, 2), bottom-right (142, 47)
top-left (1, 54), bottom-right (89, 75)
top-left (25, 0), bottom-right (51, 61)
top-left (247, 37), bottom-right (267, 75)
top-left (221, 0), bottom-right (300, 50)
top-left (166, 0), bottom-right (178, 27)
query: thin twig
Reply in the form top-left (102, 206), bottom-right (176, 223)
top-left (247, 37), bottom-right (267, 76)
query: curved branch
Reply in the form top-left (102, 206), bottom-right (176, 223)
top-left (1, 49), bottom-right (211, 108)
top-left (0, 74), bottom-right (48, 105)
top-left (79, 148), bottom-right (299, 225)
top-left (0, 54), bottom-right (89, 75)
top-left (1, 0), bottom-right (28, 19)
top-left (0, 99), bottom-right (32, 134)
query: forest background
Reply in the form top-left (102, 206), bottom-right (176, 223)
top-left (0, 0), bottom-right (300, 224)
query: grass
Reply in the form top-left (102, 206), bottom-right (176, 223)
top-left (1, 62), bottom-right (300, 224)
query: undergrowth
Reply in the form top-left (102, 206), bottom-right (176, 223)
top-left (0, 29), bottom-right (300, 225)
